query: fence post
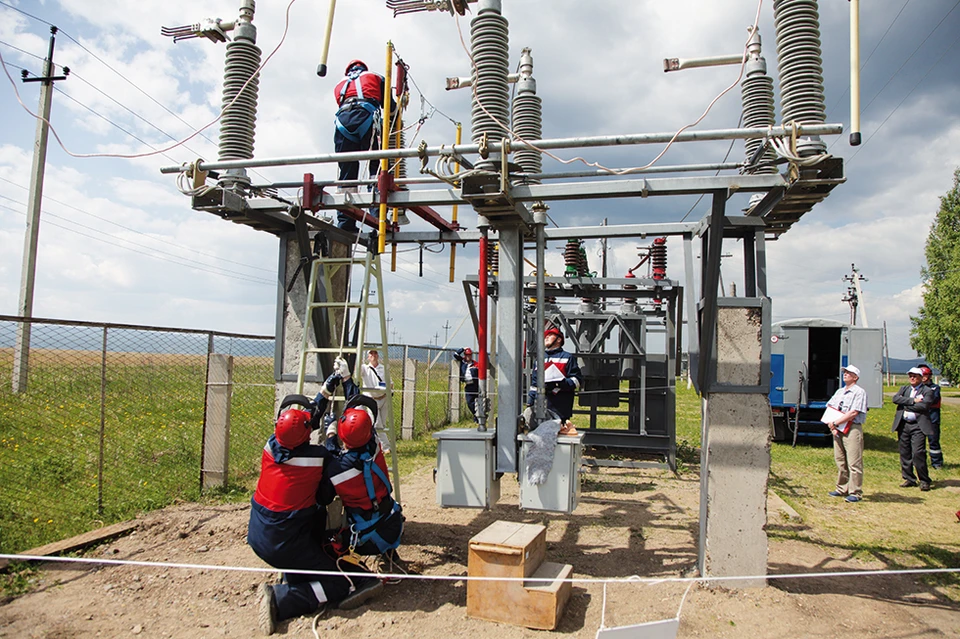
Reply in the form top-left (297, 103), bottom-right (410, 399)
top-left (423, 353), bottom-right (432, 430)
top-left (202, 353), bottom-right (234, 491)
top-left (402, 356), bottom-right (416, 440)
top-left (97, 326), bottom-right (107, 516)
top-left (449, 359), bottom-right (460, 422)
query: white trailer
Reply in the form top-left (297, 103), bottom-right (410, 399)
top-left (769, 318), bottom-right (883, 442)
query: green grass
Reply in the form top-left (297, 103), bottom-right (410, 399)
top-left (766, 386), bottom-right (960, 597)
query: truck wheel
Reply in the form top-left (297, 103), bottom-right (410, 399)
top-left (772, 415), bottom-right (789, 442)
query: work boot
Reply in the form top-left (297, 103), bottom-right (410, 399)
top-left (338, 576), bottom-right (384, 610)
top-left (257, 583), bottom-right (277, 635)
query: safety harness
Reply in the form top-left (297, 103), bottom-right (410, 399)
top-left (346, 451), bottom-right (402, 554)
top-left (335, 70), bottom-right (380, 144)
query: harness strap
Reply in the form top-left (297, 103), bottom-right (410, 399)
top-left (334, 100), bottom-right (377, 143)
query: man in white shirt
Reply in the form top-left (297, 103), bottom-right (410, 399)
top-left (825, 364), bottom-right (869, 502)
top-left (360, 349), bottom-right (390, 452)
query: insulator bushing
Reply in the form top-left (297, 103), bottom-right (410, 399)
top-left (773, 0), bottom-right (827, 154)
top-left (651, 237), bottom-right (667, 280)
top-left (741, 61), bottom-right (778, 174)
top-left (578, 245), bottom-right (590, 277)
top-left (512, 49), bottom-right (542, 182)
top-left (487, 241), bottom-right (499, 276)
top-left (470, 3), bottom-right (510, 151)
top-left (564, 239), bottom-right (581, 274)
top-left (219, 39), bottom-right (262, 161)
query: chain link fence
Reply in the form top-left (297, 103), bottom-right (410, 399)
top-left (0, 316), bottom-right (272, 554)
top-left (0, 316), bottom-right (465, 554)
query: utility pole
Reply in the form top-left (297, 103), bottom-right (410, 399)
top-left (12, 26), bottom-right (69, 393)
top-left (386, 310), bottom-right (392, 345)
top-left (442, 320), bottom-right (451, 344)
top-left (841, 263), bottom-right (868, 327)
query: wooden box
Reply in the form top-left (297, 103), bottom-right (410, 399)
top-left (466, 520), bottom-right (572, 630)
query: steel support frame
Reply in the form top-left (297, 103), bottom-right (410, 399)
top-left (494, 225), bottom-right (525, 473)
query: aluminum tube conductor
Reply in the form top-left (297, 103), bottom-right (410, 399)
top-left (533, 205), bottom-right (547, 423)
top-left (477, 231), bottom-right (489, 431)
top-left (446, 72), bottom-right (518, 90)
top-left (255, 161), bottom-right (744, 190)
top-left (663, 54), bottom-right (744, 72)
top-left (160, 123), bottom-right (842, 174)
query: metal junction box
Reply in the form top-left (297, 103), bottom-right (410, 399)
top-left (518, 433), bottom-right (583, 513)
top-left (433, 428), bottom-right (500, 508)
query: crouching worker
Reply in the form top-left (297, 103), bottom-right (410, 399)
top-left (321, 375), bottom-right (404, 560)
top-left (247, 365), bottom-right (384, 635)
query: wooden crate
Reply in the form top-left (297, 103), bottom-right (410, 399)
top-left (466, 520), bottom-right (572, 630)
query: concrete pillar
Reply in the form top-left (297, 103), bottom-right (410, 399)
top-left (698, 304), bottom-right (770, 588)
top-left (402, 357), bottom-right (417, 440)
top-left (449, 360), bottom-right (461, 422)
top-left (202, 353), bottom-right (233, 491)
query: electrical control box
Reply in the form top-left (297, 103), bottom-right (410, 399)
top-left (433, 428), bottom-right (500, 508)
top-left (518, 432), bottom-right (583, 513)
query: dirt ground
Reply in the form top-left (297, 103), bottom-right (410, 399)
top-left (1, 462), bottom-right (959, 638)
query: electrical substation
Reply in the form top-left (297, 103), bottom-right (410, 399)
top-left (161, 0), bottom-right (852, 585)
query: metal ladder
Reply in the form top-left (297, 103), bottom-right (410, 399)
top-left (294, 246), bottom-right (400, 499)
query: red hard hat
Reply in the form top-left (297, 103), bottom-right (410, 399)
top-left (275, 409), bottom-right (312, 449)
top-left (464, 347), bottom-right (473, 356)
top-left (346, 59), bottom-right (367, 74)
top-left (338, 406), bottom-right (374, 449)
top-left (920, 365), bottom-right (932, 376)
top-left (544, 326), bottom-right (563, 341)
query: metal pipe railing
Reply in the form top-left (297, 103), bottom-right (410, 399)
top-left (159, 123), bottom-right (843, 174)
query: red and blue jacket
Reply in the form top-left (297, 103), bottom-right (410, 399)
top-left (528, 346), bottom-right (583, 422)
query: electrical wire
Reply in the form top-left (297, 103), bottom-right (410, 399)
top-left (0, 201), bottom-right (276, 286)
top-left (823, 0), bottom-right (912, 124)
top-left (828, 0), bottom-right (960, 152)
top-left (0, 175), bottom-right (274, 273)
top-left (845, 26), bottom-right (960, 166)
top-left (452, 0), bottom-right (765, 176)
top-left (0, 0), bottom-right (300, 160)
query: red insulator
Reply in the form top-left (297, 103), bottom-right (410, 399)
top-left (651, 237), bottom-right (667, 280)
top-left (624, 270), bottom-right (637, 290)
top-left (564, 239), bottom-right (581, 272)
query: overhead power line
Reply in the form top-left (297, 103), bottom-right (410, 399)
top-left (0, 201), bottom-right (276, 286)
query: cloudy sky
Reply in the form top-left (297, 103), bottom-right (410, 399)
top-left (1, 0), bottom-right (958, 358)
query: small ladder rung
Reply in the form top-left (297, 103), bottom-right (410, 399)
top-left (307, 301), bottom-right (364, 309)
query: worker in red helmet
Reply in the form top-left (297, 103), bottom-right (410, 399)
top-left (248, 357), bottom-right (384, 634)
top-left (320, 376), bottom-right (404, 558)
top-left (528, 325), bottom-right (583, 425)
top-left (453, 346), bottom-right (480, 421)
top-left (332, 59), bottom-right (386, 232)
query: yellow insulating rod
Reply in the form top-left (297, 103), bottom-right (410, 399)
top-left (391, 104), bottom-right (403, 272)
top-left (448, 122), bottom-right (462, 282)
top-left (378, 42), bottom-right (394, 254)
top-left (316, 0), bottom-right (338, 77)
top-left (849, 0), bottom-right (861, 146)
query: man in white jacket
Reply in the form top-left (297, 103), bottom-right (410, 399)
top-left (360, 349), bottom-right (390, 452)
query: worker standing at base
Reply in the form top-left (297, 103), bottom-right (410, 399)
top-left (247, 359), bottom-right (384, 635)
top-left (360, 349), bottom-right (391, 452)
top-left (527, 326), bottom-right (583, 427)
top-left (453, 347), bottom-right (480, 421)
top-left (333, 59), bottom-right (384, 232)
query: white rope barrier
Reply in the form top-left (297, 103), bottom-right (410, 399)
top-left (2, 553), bottom-right (957, 586)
